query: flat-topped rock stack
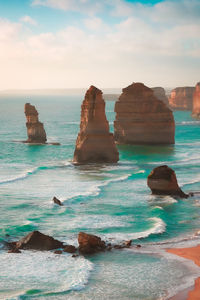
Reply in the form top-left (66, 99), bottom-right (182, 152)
top-left (73, 85), bottom-right (119, 164)
top-left (192, 82), bottom-right (200, 118)
top-left (152, 87), bottom-right (169, 106)
top-left (168, 87), bottom-right (194, 111)
top-left (114, 82), bottom-right (175, 145)
top-left (24, 103), bottom-right (47, 143)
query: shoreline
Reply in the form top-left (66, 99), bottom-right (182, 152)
top-left (167, 245), bottom-right (200, 300)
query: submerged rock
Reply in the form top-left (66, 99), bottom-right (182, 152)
top-left (147, 165), bottom-right (188, 198)
top-left (78, 232), bottom-right (106, 254)
top-left (192, 82), bottom-right (200, 118)
top-left (53, 196), bottom-right (63, 206)
top-left (63, 245), bottom-right (77, 253)
top-left (16, 231), bottom-right (64, 251)
top-left (73, 85), bottom-right (119, 164)
top-left (152, 87), bottom-right (169, 106)
top-left (24, 103), bottom-right (47, 143)
top-left (169, 87), bottom-right (194, 111)
top-left (114, 83), bottom-right (175, 145)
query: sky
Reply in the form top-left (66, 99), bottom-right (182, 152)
top-left (0, 0), bottom-right (199, 90)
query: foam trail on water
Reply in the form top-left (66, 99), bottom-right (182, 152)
top-left (0, 161), bottom-right (72, 185)
top-left (0, 251), bottom-right (93, 299)
top-left (103, 217), bottom-right (166, 243)
top-left (64, 173), bottom-right (132, 203)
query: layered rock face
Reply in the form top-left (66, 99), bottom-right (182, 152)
top-left (147, 165), bottom-right (188, 198)
top-left (24, 103), bottom-right (47, 143)
top-left (152, 87), bottom-right (169, 106)
top-left (114, 83), bottom-right (175, 145)
top-left (168, 87), bottom-right (194, 110)
top-left (73, 86), bottom-right (119, 164)
top-left (192, 82), bottom-right (200, 118)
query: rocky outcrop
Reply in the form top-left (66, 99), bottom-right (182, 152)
top-left (15, 231), bottom-right (64, 251)
top-left (53, 196), bottom-right (63, 206)
top-left (114, 83), bottom-right (175, 145)
top-left (147, 165), bottom-right (188, 198)
top-left (78, 232), bottom-right (106, 254)
top-left (152, 87), bottom-right (169, 106)
top-left (192, 82), bottom-right (200, 118)
top-left (168, 87), bottom-right (194, 111)
top-left (73, 86), bottom-right (119, 164)
top-left (24, 103), bottom-right (47, 143)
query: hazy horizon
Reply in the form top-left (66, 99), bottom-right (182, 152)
top-left (0, 0), bottom-right (199, 90)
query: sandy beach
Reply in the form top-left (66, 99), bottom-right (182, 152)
top-left (167, 245), bottom-right (200, 300)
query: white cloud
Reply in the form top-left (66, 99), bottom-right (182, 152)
top-left (32, 0), bottom-right (104, 14)
top-left (20, 16), bottom-right (37, 26)
top-left (1, 0), bottom-right (200, 89)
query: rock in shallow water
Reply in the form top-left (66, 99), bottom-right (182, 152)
top-left (169, 86), bottom-right (194, 111)
top-left (114, 83), bottom-right (175, 145)
top-left (73, 85), bottom-right (119, 164)
top-left (15, 231), bottom-right (64, 251)
top-left (147, 165), bottom-right (188, 198)
top-left (78, 232), bottom-right (106, 254)
top-left (24, 103), bottom-right (47, 144)
top-left (53, 196), bottom-right (63, 206)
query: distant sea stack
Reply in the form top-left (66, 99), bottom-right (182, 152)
top-left (152, 87), bottom-right (169, 106)
top-left (114, 82), bottom-right (175, 145)
top-left (73, 85), bottom-right (119, 164)
top-left (24, 103), bottom-right (47, 143)
top-left (147, 165), bottom-right (188, 198)
top-left (192, 82), bottom-right (200, 118)
top-left (168, 87), bottom-right (194, 111)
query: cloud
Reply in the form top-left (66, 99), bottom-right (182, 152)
top-left (20, 16), bottom-right (37, 26)
top-left (0, 0), bottom-right (200, 89)
top-left (32, 0), bottom-right (104, 14)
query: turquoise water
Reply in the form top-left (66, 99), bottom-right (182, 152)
top-left (1, 95), bottom-right (200, 299)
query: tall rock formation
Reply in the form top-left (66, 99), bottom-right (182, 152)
top-left (114, 83), bottom-right (175, 145)
top-left (168, 87), bottom-right (194, 111)
top-left (24, 103), bottom-right (47, 143)
top-left (152, 87), bottom-right (169, 106)
top-left (73, 86), bottom-right (119, 164)
top-left (192, 82), bottom-right (200, 118)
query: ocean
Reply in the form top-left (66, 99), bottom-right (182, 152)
top-left (1, 94), bottom-right (200, 300)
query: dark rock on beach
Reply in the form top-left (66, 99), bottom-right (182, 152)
top-left (147, 165), bottom-right (188, 198)
top-left (53, 196), bottom-right (63, 206)
top-left (15, 231), bottom-right (64, 251)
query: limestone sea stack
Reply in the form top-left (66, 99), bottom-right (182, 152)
top-left (73, 86), bottom-right (119, 164)
top-left (24, 103), bottom-right (47, 143)
top-left (147, 165), bottom-right (188, 198)
top-left (152, 87), bottom-right (169, 106)
top-left (168, 87), bottom-right (194, 111)
top-left (114, 83), bottom-right (175, 145)
top-left (192, 82), bottom-right (200, 118)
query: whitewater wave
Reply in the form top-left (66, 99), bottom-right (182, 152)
top-left (0, 251), bottom-right (93, 299)
top-left (0, 168), bottom-right (38, 185)
top-left (0, 161), bottom-right (72, 185)
top-left (103, 217), bottom-right (166, 243)
top-left (64, 173), bottom-right (132, 203)
top-left (177, 120), bottom-right (200, 126)
top-left (148, 195), bottom-right (178, 205)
